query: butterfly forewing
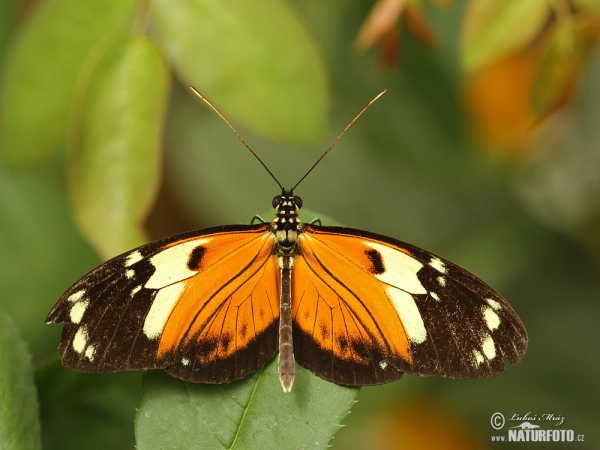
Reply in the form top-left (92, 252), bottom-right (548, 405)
top-left (46, 224), bottom-right (280, 384)
top-left (292, 225), bottom-right (527, 385)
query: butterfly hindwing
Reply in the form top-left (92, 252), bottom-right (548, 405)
top-left (46, 224), bottom-right (280, 384)
top-left (293, 225), bottom-right (527, 386)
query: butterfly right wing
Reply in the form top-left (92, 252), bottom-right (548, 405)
top-left (46, 224), bottom-right (280, 384)
top-left (292, 225), bottom-right (527, 386)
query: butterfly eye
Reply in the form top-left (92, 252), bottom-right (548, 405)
top-left (294, 196), bottom-right (303, 209)
top-left (272, 195), bottom-right (282, 208)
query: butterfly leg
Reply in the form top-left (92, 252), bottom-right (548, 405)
top-left (308, 218), bottom-right (321, 226)
top-left (251, 215), bottom-right (266, 224)
top-left (278, 255), bottom-right (295, 392)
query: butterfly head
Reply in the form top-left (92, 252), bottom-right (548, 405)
top-left (272, 189), bottom-right (303, 214)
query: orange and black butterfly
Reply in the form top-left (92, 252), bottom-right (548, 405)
top-left (46, 88), bottom-right (527, 392)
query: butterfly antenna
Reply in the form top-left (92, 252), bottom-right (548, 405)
top-left (291, 89), bottom-right (386, 192)
top-left (190, 87), bottom-right (284, 191)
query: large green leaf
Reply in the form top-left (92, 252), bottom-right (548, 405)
top-left (68, 37), bottom-right (170, 259)
top-left (0, 308), bottom-right (41, 450)
top-left (136, 360), bottom-right (359, 449)
top-left (461, 0), bottom-right (548, 72)
top-left (150, 0), bottom-right (329, 144)
top-left (0, 0), bottom-right (136, 166)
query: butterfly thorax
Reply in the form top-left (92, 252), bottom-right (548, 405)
top-left (271, 190), bottom-right (303, 258)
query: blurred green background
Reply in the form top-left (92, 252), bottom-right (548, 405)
top-left (1, 0), bottom-right (599, 449)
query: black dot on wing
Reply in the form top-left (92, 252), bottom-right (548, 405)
top-left (221, 333), bottom-right (233, 352)
top-left (239, 321), bottom-right (248, 340)
top-left (187, 246), bottom-right (206, 271)
top-left (319, 321), bottom-right (330, 340)
top-left (337, 334), bottom-right (348, 351)
top-left (365, 249), bottom-right (385, 275)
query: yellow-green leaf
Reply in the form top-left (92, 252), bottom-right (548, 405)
top-left (149, 0), bottom-right (329, 144)
top-left (0, 308), bottom-right (41, 450)
top-left (532, 24), bottom-right (579, 117)
top-left (0, 0), bottom-right (136, 167)
top-left (572, 0), bottom-right (600, 13)
top-left (461, 0), bottom-right (548, 72)
top-left (136, 360), bottom-right (359, 450)
top-left (532, 15), bottom-right (600, 117)
top-left (0, 0), bottom-right (17, 62)
top-left (68, 37), bottom-right (170, 259)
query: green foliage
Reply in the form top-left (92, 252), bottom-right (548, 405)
top-left (460, 0), bottom-right (548, 71)
top-left (0, 0), bottom-right (137, 166)
top-left (0, 307), bottom-right (41, 450)
top-left (68, 37), bottom-right (169, 258)
top-left (0, 165), bottom-right (98, 354)
top-left (136, 362), bottom-right (358, 450)
top-left (36, 361), bottom-right (141, 450)
top-left (150, 0), bottom-right (328, 144)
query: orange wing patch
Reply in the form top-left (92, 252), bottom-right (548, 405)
top-left (155, 231), bottom-right (278, 356)
top-left (293, 230), bottom-right (418, 385)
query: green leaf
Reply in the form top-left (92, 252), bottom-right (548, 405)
top-left (532, 23), bottom-right (579, 117)
top-left (149, 0), bottom-right (328, 144)
top-left (0, 0), bottom-right (17, 65)
top-left (68, 37), bottom-right (170, 259)
top-left (0, 0), bottom-right (137, 167)
top-left (461, 0), bottom-right (548, 72)
top-left (136, 360), bottom-right (359, 450)
top-left (37, 361), bottom-right (141, 450)
top-left (532, 16), bottom-right (600, 117)
top-left (572, 0), bottom-right (600, 12)
top-left (0, 307), bottom-right (41, 450)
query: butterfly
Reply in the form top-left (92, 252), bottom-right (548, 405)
top-left (46, 88), bottom-right (528, 392)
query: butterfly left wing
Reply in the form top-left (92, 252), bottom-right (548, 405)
top-left (292, 225), bottom-right (528, 386)
top-left (46, 224), bottom-right (280, 384)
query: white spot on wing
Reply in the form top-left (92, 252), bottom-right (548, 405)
top-left (481, 333), bottom-right (496, 359)
top-left (126, 269), bottom-right (135, 279)
top-left (68, 290), bottom-right (86, 302)
top-left (367, 242), bottom-right (426, 294)
top-left (386, 287), bottom-right (427, 344)
top-left (130, 285), bottom-right (142, 297)
top-left (482, 305), bottom-right (501, 331)
top-left (379, 360), bottom-right (388, 370)
top-left (72, 327), bottom-right (88, 354)
top-left (471, 349), bottom-right (484, 367)
top-left (145, 239), bottom-right (210, 289)
top-left (181, 357), bottom-right (190, 366)
top-left (143, 281), bottom-right (187, 339)
top-left (69, 299), bottom-right (89, 324)
top-left (486, 298), bottom-right (503, 311)
top-left (430, 291), bottom-right (440, 302)
top-left (436, 276), bottom-right (446, 287)
top-left (471, 333), bottom-right (496, 368)
top-left (429, 257), bottom-right (447, 274)
top-left (85, 345), bottom-right (96, 361)
top-left (125, 250), bottom-right (143, 267)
